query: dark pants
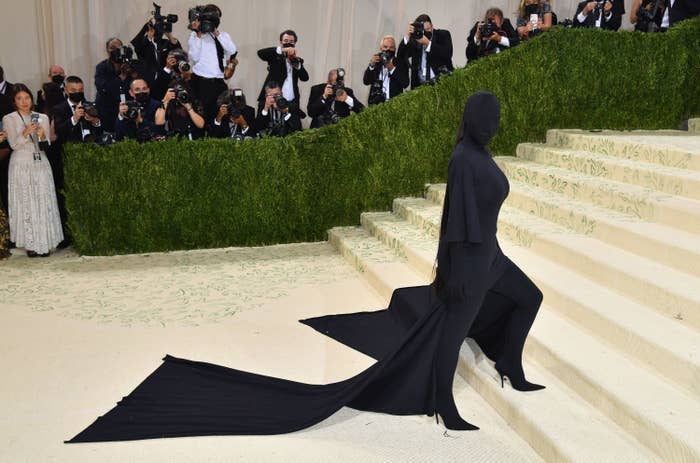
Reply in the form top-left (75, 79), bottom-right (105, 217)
top-left (191, 74), bottom-right (228, 123)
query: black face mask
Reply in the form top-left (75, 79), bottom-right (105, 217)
top-left (68, 92), bottom-right (84, 104)
top-left (134, 92), bottom-right (150, 104)
top-left (52, 75), bottom-right (65, 85)
top-left (525, 4), bottom-right (540, 15)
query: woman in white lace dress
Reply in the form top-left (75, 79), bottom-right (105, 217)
top-left (2, 84), bottom-right (63, 257)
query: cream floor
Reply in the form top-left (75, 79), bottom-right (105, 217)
top-left (0, 243), bottom-right (542, 463)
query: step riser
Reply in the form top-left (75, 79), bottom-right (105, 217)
top-left (517, 144), bottom-right (700, 202)
top-left (503, 189), bottom-right (700, 278)
top-left (496, 159), bottom-right (700, 236)
top-left (690, 119), bottom-right (700, 133)
top-left (546, 130), bottom-right (700, 172)
top-left (497, 218), bottom-right (700, 332)
top-left (529, 275), bottom-right (700, 399)
top-left (526, 338), bottom-right (697, 463)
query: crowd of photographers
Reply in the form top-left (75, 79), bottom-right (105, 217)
top-left (0, 1), bottom-right (697, 256)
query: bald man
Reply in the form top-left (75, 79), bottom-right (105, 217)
top-left (36, 64), bottom-right (67, 115)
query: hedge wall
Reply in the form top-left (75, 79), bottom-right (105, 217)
top-left (65, 19), bottom-right (700, 255)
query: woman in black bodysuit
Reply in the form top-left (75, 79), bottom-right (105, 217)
top-left (67, 91), bottom-right (544, 442)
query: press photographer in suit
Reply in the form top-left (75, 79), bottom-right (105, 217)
top-left (210, 88), bottom-right (258, 140)
top-left (36, 65), bottom-right (67, 115)
top-left (363, 35), bottom-right (409, 106)
top-left (466, 8), bottom-right (519, 63)
top-left (257, 30), bottom-right (309, 117)
top-left (574, 0), bottom-right (625, 30)
top-left (130, 3), bottom-right (181, 85)
top-left (308, 68), bottom-right (364, 129)
top-left (398, 14), bottom-right (454, 89)
top-left (95, 38), bottom-right (142, 132)
top-left (254, 81), bottom-right (302, 137)
top-left (115, 79), bottom-right (163, 141)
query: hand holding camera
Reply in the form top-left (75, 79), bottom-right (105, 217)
top-left (323, 84), bottom-right (334, 100)
top-left (162, 88), bottom-right (176, 107)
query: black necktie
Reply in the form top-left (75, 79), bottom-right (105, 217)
top-left (214, 36), bottom-right (225, 73)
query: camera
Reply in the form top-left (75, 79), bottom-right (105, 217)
top-left (226, 89), bottom-right (246, 119)
top-left (368, 80), bottom-right (386, 105)
top-left (282, 43), bottom-right (303, 66)
top-left (188, 5), bottom-right (220, 34)
top-left (480, 19), bottom-right (497, 40)
top-left (80, 101), bottom-right (99, 118)
top-left (177, 60), bottom-right (191, 72)
top-left (274, 95), bottom-right (289, 111)
top-left (635, 0), bottom-right (664, 32)
top-left (152, 2), bottom-right (178, 35)
top-left (124, 100), bottom-right (143, 120)
top-left (172, 84), bottom-right (190, 104)
top-left (378, 50), bottom-right (395, 66)
top-left (411, 21), bottom-right (425, 40)
top-left (332, 68), bottom-right (346, 97)
top-left (110, 45), bottom-right (136, 64)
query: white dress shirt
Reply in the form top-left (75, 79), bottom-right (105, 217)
top-left (188, 31), bottom-right (237, 78)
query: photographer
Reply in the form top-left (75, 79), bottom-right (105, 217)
top-left (254, 81), bottom-right (302, 137)
top-left (130, 3), bottom-right (182, 85)
top-left (151, 49), bottom-right (193, 101)
top-left (574, 0), bottom-right (625, 30)
top-left (95, 38), bottom-right (143, 132)
top-left (516, 0), bottom-right (553, 40)
top-left (36, 65), bottom-right (66, 115)
top-left (308, 68), bottom-right (363, 129)
top-left (115, 78), bottom-right (163, 141)
top-left (210, 88), bottom-right (257, 140)
top-left (257, 30), bottom-right (309, 117)
top-left (398, 14), bottom-right (454, 89)
top-left (363, 36), bottom-right (409, 106)
top-left (155, 79), bottom-right (205, 140)
top-left (187, 4), bottom-right (237, 121)
top-left (631, 0), bottom-right (668, 32)
top-left (466, 8), bottom-right (519, 63)
top-left (51, 76), bottom-right (102, 144)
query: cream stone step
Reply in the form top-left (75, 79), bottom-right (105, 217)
top-left (503, 179), bottom-right (700, 277)
top-left (527, 308), bottom-right (700, 463)
top-left (516, 143), bottom-right (700, 201)
top-left (329, 224), bottom-right (658, 462)
top-left (495, 156), bottom-right (700, 235)
top-left (546, 129), bottom-right (700, 171)
top-left (389, 194), bottom-right (700, 331)
top-left (391, 197), bottom-right (700, 398)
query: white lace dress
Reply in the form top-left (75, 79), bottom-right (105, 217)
top-left (2, 111), bottom-right (63, 253)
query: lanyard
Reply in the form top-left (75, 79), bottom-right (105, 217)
top-left (17, 112), bottom-right (42, 161)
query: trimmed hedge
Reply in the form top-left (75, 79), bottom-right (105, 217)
top-left (65, 19), bottom-right (700, 255)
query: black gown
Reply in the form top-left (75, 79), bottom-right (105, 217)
top-left (67, 92), bottom-right (543, 443)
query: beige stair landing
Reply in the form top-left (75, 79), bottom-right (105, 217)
top-left (329, 129), bottom-right (700, 462)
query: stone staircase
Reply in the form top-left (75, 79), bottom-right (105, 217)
top-left (328, 128), bottom-right (700, 462)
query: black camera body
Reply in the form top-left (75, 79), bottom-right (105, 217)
top-left (80, 101), bottom-right (99, 118)
top-left (480, 19), bottom-right (497, 40)
top-left (281, 42), bottom-right (303, 66)
top-left (188, 6), bottom-right (220, 34)
top-left (275, 95), bottom-right (289, 111)
top-left (152, 2), bottom-right (178, 35)
top-left (124, 100), bottom-right (143, 120)
top-left (111, 46), bottom-right (135, 64)
top-left (332, 68), bottom-right (346, 97)
top-left (368, 81), bottom-right (386, 105)
top-left (378, 50), bottom-right (395, 66)
top-left (172, 84), bottom-right (190, 104)
top-left (226, 89), bottom-right (247, 119)
top-left (412, 21), bottom-right (425, 40)
top-left (635, 0), bottom-right (665, 32)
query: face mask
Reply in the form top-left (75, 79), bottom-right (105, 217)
top-left (68, 92), bottom-right (84, 104)
top-left (525, 4), bottom-right (539, 15)
top-left (134, 92), bottom-right (150, 104)
top-left (52, 75), bottom-right (65, 85)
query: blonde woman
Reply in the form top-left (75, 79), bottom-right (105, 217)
top-left (516, 0), bottom-right (553, 40)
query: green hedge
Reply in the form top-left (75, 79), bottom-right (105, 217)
top-left (65, 19), bottom-right (700, 255)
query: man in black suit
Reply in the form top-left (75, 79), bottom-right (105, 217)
top-left (209, 88), bottom-right (258, 139)
top-left (670, 0), bottom-right (700, 25)
top-left (254, 81), bottom-right (302, 137)
top-left (466, 8), bottom-right (519, 63)
top-left (130, 19), bottom-right (182, 86)
top-left (363, 35), bottom-right (409, 105)
top-left (574, 0), bottom-right (625, 30)
top-left (95, 38), bottom-right (141, 132)
top-left (257, 30), bottom-right (309, 117)
top-left (398, 14), bottom-right (454, 89)
top-left (308, 68), bottom-right (364, 128)
top-left (0, 65), bottom-right (14, 216)
top-left (115, 78), bottom-right (163, 141)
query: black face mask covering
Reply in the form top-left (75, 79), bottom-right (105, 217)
top-left (68, 92), bottom-right (84, 104)
top-left (52, 75), bottom-right (65, 85)
top-left (134, 92), bottom-right (150, 104)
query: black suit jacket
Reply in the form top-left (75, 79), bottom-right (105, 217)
top-left (0, 81), bottom-right (13, 119)
top-left (114, 98), bottom-right (163, 141)
top-left (307, 83), bottom-right (364, 128)
top-left (362, 60), bottom-right (409, 102)
top-left (51, 100), bottom-right (104, 145)
top-left (670, 0), bottom-right (700, 25)
top-left (574, 0), bottom-right (625, 30)
top-left (397, 29), bottom-right (454, 89)
top-left (466, 20), bottom-right (519, 62)
top-left (95, 59), bottom-right (134, 132)
top-left (254, 100), bottom-right (302, 137)
top-left (208, 105), bottom-right (258, 139)
top-left (131, 23), bottom-right (182, 85)
top-left (256, 47), bottom-right (309, 103)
